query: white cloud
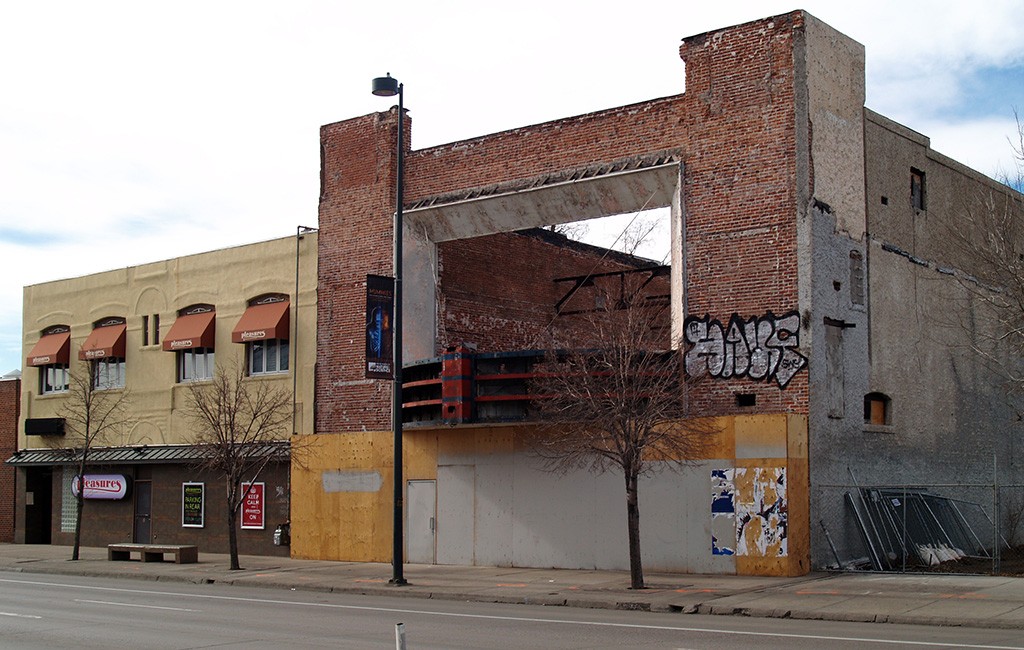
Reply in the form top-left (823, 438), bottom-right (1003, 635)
top-left (1, 0), bottom-right (1023, 373)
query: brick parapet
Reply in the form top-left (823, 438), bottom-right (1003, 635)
top-left (317, 111), bottom-right (405, 433)
top-left (316, 11), bottom-right (813, 432)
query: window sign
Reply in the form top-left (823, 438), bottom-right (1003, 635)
top-left (182, 482), bottom-right (205, 528)
top-left (72, 474), bottom-right (131, 500)
top-left (240, 482), bottom-right (265, 530)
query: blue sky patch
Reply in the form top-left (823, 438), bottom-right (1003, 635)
top-left (0, 227), bottom-right (66, 247)
top-left (944, 64), bottom-right (1024, 120)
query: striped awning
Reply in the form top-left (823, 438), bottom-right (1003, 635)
top-left (4, 442), bottom-right (289, 466)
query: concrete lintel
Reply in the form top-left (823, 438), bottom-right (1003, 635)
top-left (405, 164), bottom-right (679, 243)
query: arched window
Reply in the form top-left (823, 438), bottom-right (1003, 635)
top-left (27, 324), bottom-right (71, 394)
top-left (864, 392), bottom-right (891, 426)
top-left (80, 317), bottom-right (127, 390)
top-left (233, 294), bottom-right (290, 376)
top-left (163, 304), bottom-right (216, 382)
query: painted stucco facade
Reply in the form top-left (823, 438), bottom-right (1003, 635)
top-left (10, 234), bottom-right (316, 553)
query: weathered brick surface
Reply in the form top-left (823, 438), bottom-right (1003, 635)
top-left (0, 379), bottom-right (20, 543)
top-left (438, 230), bottom-right (670, 353)
top-left (316, 12), bottom-right (811, 433)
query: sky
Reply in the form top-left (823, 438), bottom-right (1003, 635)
top-left (2, 1), bottom-right (1023, 375)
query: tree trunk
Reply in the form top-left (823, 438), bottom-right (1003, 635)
top-left (72, 460), bottom-right (86, 561)
top-left (72, 492), bottom-right (84, 561)
top-left (227, 479), bottom-right (241, 570)
top-left (625, 470), bottom-right (644, 589)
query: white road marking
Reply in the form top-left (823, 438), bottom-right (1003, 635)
top-left (1, 576), bottom-right (1020, 649)
top-left (74, 599), bottom-right (199, 612)
top-left (0, 611), bottom-right (42, 619)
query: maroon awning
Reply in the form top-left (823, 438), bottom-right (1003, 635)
top-left (26, 331), bottom-right (71, 367)
top-left (232, 301), bottom-right (289, 343)
top-left (162, 311), bottom-right (216, 351)
top-left (79, 323), bottom-right (126, 360)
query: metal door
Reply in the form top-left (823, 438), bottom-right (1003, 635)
top-left (133, 480), bottom-right (152, 543)
top-left (406, 480), bottom-right (436, 564)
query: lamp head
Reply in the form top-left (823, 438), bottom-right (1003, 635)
top-left (372, 73), bottom-right (401, 97)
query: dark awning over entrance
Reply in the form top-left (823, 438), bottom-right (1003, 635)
top-left (4, 442), bottom-right (289, 466)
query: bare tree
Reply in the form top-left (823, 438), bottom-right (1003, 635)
top-left (548, 221), bottom-right (591, 241)
top-left (940, 113), bottom-right (1024, 389)
top-left (617, 216), bottom-right (661, 258)
top-left (184, 364), bottom-right (293, 570)
top-left (531, 282), bottom-right (717, 589)
top-left (57, 359), bottom-right (132, 561)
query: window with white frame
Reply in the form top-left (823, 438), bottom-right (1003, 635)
top-left (248, 339), bottom-right (289, 376)
top-left (40, 363), bottom-right (69, 394)
top-left (178, 348), bottom-right (215, 382)
top-left (80, 317), bottom-right (127, 390)
top-left (93, 358), bottom-right (126, 390)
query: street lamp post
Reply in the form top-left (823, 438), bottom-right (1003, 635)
top-left (371, 73), bottom-right (407, 586)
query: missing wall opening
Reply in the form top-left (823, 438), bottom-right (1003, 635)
top-left (911, 167), bottom-right (926, 211)
top-left (735, 393), bottom-right (756, 407)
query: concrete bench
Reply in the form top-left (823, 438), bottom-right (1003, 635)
top-left (107, 543), bottom-right (198, 564)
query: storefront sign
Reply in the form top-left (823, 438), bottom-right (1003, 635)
top-left (182, 482), bottom-right (205, 528)
top-left (72, 474), bottom-right (130, 500)
top-left (241, 482), bottom-right (265, 529)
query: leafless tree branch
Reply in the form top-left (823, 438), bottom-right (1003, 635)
top-left (184, 363), bottom-right (296, 569)
top-left (530, 281), bottom-right (717, 588)
top-left (57, 359), bottom-right (132, 560)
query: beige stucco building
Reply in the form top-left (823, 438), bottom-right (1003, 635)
top-left (10, 232), bottom-right (316, 554)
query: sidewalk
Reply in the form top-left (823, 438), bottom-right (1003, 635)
top-left (2, 543), bottom-right (1024, 629)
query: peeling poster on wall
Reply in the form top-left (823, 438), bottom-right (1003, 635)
top-left (710, 467), bottom-right (787, 558)
top-left (711, 469), bottom-right (736, 556)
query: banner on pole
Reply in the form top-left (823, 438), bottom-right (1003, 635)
top-left (366, 274), bottom-right (395, 379)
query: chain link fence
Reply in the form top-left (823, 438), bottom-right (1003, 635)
top-left (815, 480), bottom-right (1024, 575)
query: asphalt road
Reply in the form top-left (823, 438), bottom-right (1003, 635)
top-left (1, 573), bottom-right (1023, 649)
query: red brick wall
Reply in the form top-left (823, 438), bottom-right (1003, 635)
top-left (0, 379), bottom-right (20, 543)
top-left (405, 96), bottom-right (687, 201)
top-left (317, 12), bottom-right (811, 433)
top-left (438, 230), bottom-right (670, 353)
top-left (318, 111), bottom-right (407, 432)
top-left (677, 12), bottom-right (809, 415)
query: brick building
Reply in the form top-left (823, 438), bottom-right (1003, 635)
top-left (0, 374), bottom-right (18, 543)
top-left (295, 9), bottom-right (1024, 575)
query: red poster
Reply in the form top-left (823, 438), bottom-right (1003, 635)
top-left (240, 482), bottom-right (265, 530)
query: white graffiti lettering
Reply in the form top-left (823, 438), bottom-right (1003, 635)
top-left (684, 311), bottom-right (807, 388)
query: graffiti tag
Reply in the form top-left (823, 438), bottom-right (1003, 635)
top-left (683, 311), bottom-right (807, 388)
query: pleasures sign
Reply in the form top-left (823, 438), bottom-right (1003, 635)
top-left (72, 474), bottom-right (130, 500)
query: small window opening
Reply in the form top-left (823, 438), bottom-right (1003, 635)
top-left (142, 315), bottom-right (150, 346)
top-left (864, 392), bottom-right (891, 425)
top-left (881, 196), bottom-right (889, 205)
